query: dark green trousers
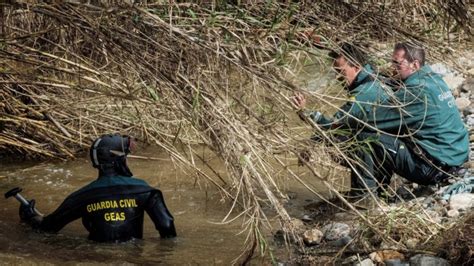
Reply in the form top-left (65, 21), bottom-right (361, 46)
top-left (350, 132), bottom-right (447, 192)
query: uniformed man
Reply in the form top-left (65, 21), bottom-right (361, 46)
top-left (358, 42), bottom-right (469, 189)
top-left (294, 43), bottom-right (388, 133)
top-left (295, 42), bottom-right (468, 197)
top-left (293, 43), bottom-right (390, 193)
top-left (19, 133), bottom-right (177, 242)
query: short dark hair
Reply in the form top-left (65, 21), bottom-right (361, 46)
top-left (394, 42), bottom-right (425, 66)
top-left (328, 42), bottom-right (367, 67)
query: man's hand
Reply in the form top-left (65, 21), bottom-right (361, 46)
top-left (292, 92), bottom-right (306, 109)
top-left (19, 199), bottom-right (40, 222)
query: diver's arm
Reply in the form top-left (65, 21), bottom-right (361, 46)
top-left (145, 190), bottom-right (177, 238)
top-left (34, 197), bottom-right (83, 233)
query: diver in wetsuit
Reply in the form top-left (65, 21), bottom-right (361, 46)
top-left (19, 133), bottom-right (177, 242)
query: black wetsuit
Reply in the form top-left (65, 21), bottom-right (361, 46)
top-left (33, 175), bottom-right (176, 242)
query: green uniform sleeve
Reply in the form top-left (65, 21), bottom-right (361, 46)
top-left (333, 82), bottom-right (387, 130)
top-left (367, 86), bottom-right (426, 133)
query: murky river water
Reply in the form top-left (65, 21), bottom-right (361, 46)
top-left (0, 146), bottom-right (349, 264)
top-left (0, 59), bottom-right (344, 264)
top-left (0, 147), bottom-right (253, 264)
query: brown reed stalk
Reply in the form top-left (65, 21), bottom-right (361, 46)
top-left (0, 1), bottom-right (469, 262)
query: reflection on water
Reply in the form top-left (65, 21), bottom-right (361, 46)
top-left (0, 147), bottom-right (246, 264)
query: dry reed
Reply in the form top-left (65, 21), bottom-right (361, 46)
top-left (0, 0), bottom-right (471, 262)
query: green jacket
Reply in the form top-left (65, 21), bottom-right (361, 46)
top-left (369, 65), bottom-right (469, 166)
top-left (307, 64), bottom-right (388, 131)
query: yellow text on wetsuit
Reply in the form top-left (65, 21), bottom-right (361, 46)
top-left (86, 199), bottom-right (138, 222)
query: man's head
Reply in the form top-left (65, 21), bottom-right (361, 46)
top-left (329, 43), bottom-right (367, 86)
top-left (392, 42), bottom-right (425, 80)
top-left (90, 134), bottom-right (135, 177)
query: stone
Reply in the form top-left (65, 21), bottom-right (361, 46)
top-left (380, 240), bottom-right (399, 250)
top-left (452, 88), bottom-right (460, 97)
top-left (405, 238), bottom-right (419, 249)
top-left (469, 68), bottom-right (474, 76)
top-left (384, 259), bottom-right (409, 266)
top-left (288, 218), bottom-right (306, 235)
top-left (327, 236), bottom-right (352, 247)
top-left (431, 63), bottom-right (450, 76)
top-left (369, 250), bottom-right (405, 263)
top-left (302, 228), bottom-right (323, 246)
top-left (409, 254), bottom-right (449, 266)
top-left (457, 57), bottom-right (474, 69)
top-left (446, 209), bottom-right (460, 217)
top-left (449, 193), bottom-right (474, 211)
top-left (463, 107), bottom-right (474, 116)
top-left (460, 92), bottom-right (471, 99)
top-left (369, 251), bottom-right (383, 263)
top-left (353, 258), bottom-right (375, 266)
top-left (443, 74), bottom-right (465, 91)
top-left (322, 222), bottom-right (351, 241)
top-left (455, 97), bottom-right (471, 111)
top-left (460, 77), bottom-right (474, 93)
top-left (465, 114), bottom-right (474, 126)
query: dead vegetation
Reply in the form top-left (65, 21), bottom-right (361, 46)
top-left (435, 212), bottom-right (474, 265)
top-left (0, 0), bottom-right (472, 263)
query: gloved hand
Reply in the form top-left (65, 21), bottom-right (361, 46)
top-left (19, 199), bottom-right (40, 222)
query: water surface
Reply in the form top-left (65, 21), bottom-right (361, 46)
top-left (0, 147), bottom-right (247, 264)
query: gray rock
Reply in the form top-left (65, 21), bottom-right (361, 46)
top-left (463, 107), bottom-right (474, 116)
top-left (449, 193), bottom-right (474, 211)
top-left (353, 258), bottom-right (375, 266)
top-left (460, 77), bottom-right (473, 92)
top-left (405, 238), bottom-right (420, 249)
top-left (384, 259), bottom-right (409, 266)
top-left (409, 254), bottom-right (449, 266)
top-left (443, 74), bottom-right (465, 91)
top-left (322, 222), bottom-right (351, 241)
top-left (466, 115), bottom-right (474, 126)
top-left (431, 63), bottom-right (451, 76)
top-left (457, 56), bottom-right (474, 69)
top-left (455, 97), bottom-right (471, 111)
top-left (327, 236), bottom-right (352, 247)
top-left (460, 92), bottom-right (471, 99)
top-left (302, 228), bottom-right (323, 246)
top-left (446, 209), bottom-right (460, 218)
